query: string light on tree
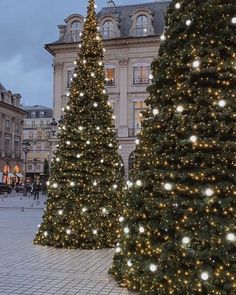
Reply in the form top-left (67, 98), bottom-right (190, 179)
top-left (153, 108), bottom-right (159, 115)
top-left (205, 188), bottom-right (214, 196)
top-left (192, 60), bottom-right (201, 68)
top-left (124, 226), bottom-right (130, 234)
top-left (226, 233), bottom-right (236, 242)
top-left (149, 264), bottom-right (158, 272)
top-left (58, 210), bottom-right (63, 215)
top-left (175, 2), bottom-right (181, 9)
top-left (182, 236), bottom-right (191, 245)
top-left (164, 182), bottom-right (173, 191)
top-left (201, 271), bottom-right (210, 281)
top-left (176, 105), bottom-right (184, 113)
top-left (127, 260), bottom-right (132, 267)
top-left (93, 229), bottom-right (98, 235)
top-left (136, 180), bottom-right (142, 186)
top-left (218, 100), bottom-right (226, 107)
top-left (66, 229), bottom-right (71, 235)
top-left (139, 226), bottom-right (145, 233)
top-left (231, 17), bottom-right (236, 24)
top-left (190, 135), bottom-right (198, 143)
top-left (186, 20), bottom-right (192, 26)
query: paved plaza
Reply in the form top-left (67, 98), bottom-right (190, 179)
top-left (0, 193), bottom-right (136, 295)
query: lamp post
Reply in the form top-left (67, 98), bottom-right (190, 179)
top-left (32, 158), bottom-right (38, 183)
top-left (22, 139), bottom-right (30, 196)
top-left (49, 118), bottom-right (58, 136)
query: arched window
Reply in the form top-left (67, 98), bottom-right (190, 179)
top-left (128, 151), bottom-right (135, 171)
top-left (136, 15), bottom-right (148, 36)
top-left (71, 21), bottom-right (82, 42)
top-left (102, 20), bottom-right (114, 39)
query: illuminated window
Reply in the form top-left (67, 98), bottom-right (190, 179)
top-left (67, 69), bottom-right (74, 88)
top-left (133, 100), bottom-right (146, 132)
top-left (102, 20), bottom-right (114, 39)
top-left (136, 15), bottom-right (148, 36)
top-left (105, 65), bottom-right (116, 86)
top-left (133, 64), bottom-right (150, 84)
top-left (71, 21), bottom-right (82, 42)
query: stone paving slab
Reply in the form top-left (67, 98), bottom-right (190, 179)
top-left (0, 195), bottom-right (136, 295)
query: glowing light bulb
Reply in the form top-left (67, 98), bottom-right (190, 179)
top-left (78, 126), bottom-right (83, 131)
top-left (186, 20), bottom-right (191, 26)
top-left (93, 229), bottom-right (98, 235)
top-left (100, 159), bottom-right (104, 163)
top-left (135, 139), bottom-right (140, 145)
top-left (66, 229), bottom-right (71, 235)
top-left (102, 208), bottom-right (107, 214)
top-left (149, 264), bottom-right (157, 272)
top-left (160, 34), bottom-right (166, 41)
top-left (119, 216), bottom-right (124, 222)
top-left (102, 89), bottom-right (106, 94)
top-left (83, 59), bottom-right (86, 64)
top-left (73, 60), bottom-right (77, 65)
top-left (175, 2), bottom-right (181, 9)
top-left (182, 237), bottom-right (190, 245)
top-left (46, 181), bottom-right (50, 186)
top-left (127, 260), bottom-right (132, 267)
top-left (176, 105), bottom-right (184, 113)
top-left (124, 227), bottom-right (129, 234)
top-left (94, 102), bottom-right (98, 107)
top-left (164, 183), bottom-right (173, 191)
top-left (91, 72), bottom-right (95, 77)
top-left (113, 184), bottom-right (118, 189)
top-left (66, 140), bottom-right (71, 145)
top-left (226, 233), bottom-right (236, 242)
top-left (205, 188), bottom-right (214, 196)
top-left (58, 210), bottom-right (63, 215)
top-left (43, 231), bottom-right (48, 237)
top-left (79, 44), bottom-right (82, 48)
top-left (56, 157), bottom-right (60, 162)
top-left (77, 154), bottom-right (81, 158)
top-left (80, 92), bottom-right (84, 97)
top-left (127, 181), bottom-right (133, 188)
top-left (201, 271), bottom-right (209, 281)
top-left (38, 224), bottom-right (41, 228)
top-left (190, 135), bottom-right (197, 143)
top-left (86, 140), bottom-right (90, 145)
top-left (70, 181), bottom-right (75, 187)
top-left (52, 183), bottom-right (58, 188)
top-left (66, 92), bottom-right (70, 97)
top-left (136, 180), bottom-right (142, 186)
top-left (116, 246), bottom-right (121, 253)
top-left (93, 181), bottom-right (97, 186)
top-left (108, 143), bottom-right (113, 147)
top-left (231, 17), bottom-right (236, 24)
top-left (192, 60), bottom-right (200, 68)
top-left (149, 74), bottom-right (154, 79)
top-left (139, 226), bottom-right (145, 233)
top-left (66, 106), bottom-right (70, 110)
top-left (82, 207), bottom-right (87, 213)
top-left (153, 108), bottom-right (159, 115)
top-left (73, 73), bottom-right (77, 77)
top-left (218, 100), bottom-right (226, 107)
top-left (98, 61), bottom-right (102, 66)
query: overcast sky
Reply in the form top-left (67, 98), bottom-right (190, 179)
top-left (0, 0), bottom-right (153, 108)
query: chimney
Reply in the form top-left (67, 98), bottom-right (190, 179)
top-left (107, 0), bottom-right (116, 7)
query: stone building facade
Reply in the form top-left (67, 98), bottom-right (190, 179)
top-left (22, 105), bottom-right (53, 182)
top-left (45, 0), bottom-right (171, 174)
top-left (0, 82), bottom-right (26, 184)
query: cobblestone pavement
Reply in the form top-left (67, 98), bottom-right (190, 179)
top-left (0, 193), bottom-right (136, 295)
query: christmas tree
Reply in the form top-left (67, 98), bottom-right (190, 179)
top-left (110, 0), bottom-right (236, 294)
top-left (34, 0), bottom-right (125, 249)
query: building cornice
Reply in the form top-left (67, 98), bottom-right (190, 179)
top-left (45, 35), bottom-right (160, 56)
top-left (0, 101), bottom-right (27, 115)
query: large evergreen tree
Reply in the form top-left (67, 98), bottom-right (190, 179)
top-left (110, 0), bottom-right (236, 294)
top-left (34, 0), bottom-right (125, 249)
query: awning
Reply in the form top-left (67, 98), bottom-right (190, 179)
top-left (16, 173), bottom-right (24, 178)
top-left (8, 173), bottom-right (15, 177)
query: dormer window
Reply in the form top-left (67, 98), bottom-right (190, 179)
top-left (136, 15), bottom-right (148, 36)
top-left (102, 20), bottom-right (114, 39)
top-left (71, 21), bottom-right (82, 42)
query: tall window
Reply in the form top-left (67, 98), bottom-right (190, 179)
top-left (39, 111), bottom-right (45, 118)
top-left (108, 101), bottom-right (116, 128)
top-left (67, 69), bottom-right (74, 88)
top-left (31, 111), bottom-right (36, 118)
top-left (15, 121), bottom-right (20, 133)
top-left (136, 15), bottom-right (148, 36)
top-left (133, 101), bottom-right (146, 132)
top-left (4, 138), bottom-right (11, 154)
top-left (71, 21), bottom-right (82, 42)
top-left (133, 64), bottom-right (150, 84)
top-left (105, 65), bottom-right (116, 86)
top-left (102, 20), bottom-right (114, 39)
top-left (5, 119), bottom-right (10, 130)
top-left (15, 140), bottom-right (20, 157)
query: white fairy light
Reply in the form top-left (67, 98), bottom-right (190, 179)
top-left (139, 226), bottom-right (145, 233)
top-left (205, 188), bottom-right (214, 196)
top-left (149, 264), bottom-right (157, 272)
top-left (102, 208), bottom-right (107, 214)
top-left (127, 260), bottom-right (132, 267)
top-left (186, 20), bottom-right (192, 26)
top-left (116, 246), bottom-right (121, 253)
top-left (52, 183), bottom-right (58, 188)
top-left (93, 229), bottom-right (98, 235)
top-left (112, 115), bottom-right (116, 119)
top-left (119, 216), bottom-right (124, 222)
top-left (176, 105), bottom-right (184, 113)
top-left (192, 60), bottom-right (200, 68)
top-left (108, 143), bottom-right (113, 147)
top-left (164, 183), bottom-right (173, 191)
top-left (96, 36), bottom-right (100, 40)
top-left (100, 159), bottom-right (104, 163)
top-left (56, 157), bottom-right (60, 162)
top-left (77, 154), bottom-right (81, 158)
top-left (86, 140), bottom-right (90, 145)
top-left (78, 126), bottom-right (83, 131)
top-left (201, 271), bottom-right (209, 281)
top-left (80, 92), bottom-right (84, 97)
top-left (153, 108), bottom-right (159, 115)
top-left (66, 106), bottom-right (70, 110)
top-left (218, 100), bottom-right (226, 107)
top-left (102, 89), bottom-right (106, 94)
top-left (58, 210), bottom-right (63, 215)
top-left (124, 226), bottom-right (130, 234)
top-left (91, 72), bottom-right (95, 77)
top-left (66, 92), bottom-right (70, 97)
top-left (38, 224), bottom-right (41, 228)
top-left (73, 60), bottom-right (77, 65)
top-left (127, 180), bottom-right (133, 188)
top-left (66, 229), bottom-right (71, 235)
top-left (98, 61), bottom-right (103, 66)
top-left (66, 140), bottom-right (71, 145)
top-left (226, 233), bottom-right (236, 242)
top-left (70, 181), bottom-right (75, 187)
top-left (135, 139), bottom-right (140, 145)
top-left (79, 44), bottom-right (82, 48)
top-left (175, 2), bottom-right (181, 9)
top-left (231, 17), bottom-right (236, 24)
top-left (93, 181), bottom-right (97, 186)
top-left (82, 207), bottom-right (87, 213)
top-left (182, 236), bottom-right (190, 245)
top-left (46, 181), bottom-right (50, 186)
top-left (149, 74), bottom-right (154, 79)
top-left (83, 59), bottom-right (86, 64)
top-left (43, 231), bottom-right (48, 237)
top-left (160, 34), bottom-right (166, 41)
top-left (113, 184), bottom-right (118, 189)
top-left (94, 102), bottom-right (98, 107)
top-left (136, 180), bottom-right (142, 186)
top-left (190, 135), bottom-right (198, 143)
top-left (96, 126), bottom-right (100, 130)
top-left (73, 73), bottom-right (77, 77)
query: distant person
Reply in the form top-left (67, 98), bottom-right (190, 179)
top-left (33, 182), bottom-right (40, 200)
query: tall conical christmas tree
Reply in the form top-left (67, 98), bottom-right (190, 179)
top-left (34, 0), bottom-right (125, 249)
top-left (110, 0), bottom-right (236, 294)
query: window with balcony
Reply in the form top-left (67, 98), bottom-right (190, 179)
top-left (71, 21), bottom-right (82, 42)
top-left (136, 15), bottom-right (148, 36)
top-left (105, 65), bottom-right (116, 86)
top-left (133, 64), bottom-right (150, 85)
top-left (102, 20), bottom-right (114, 39)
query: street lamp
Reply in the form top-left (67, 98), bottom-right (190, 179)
top-left (49, 118), bottom-right (58, 136)
top-left (32, 158), bottom-right (38, 182)
top-left (22, 139), bottom-right (30, 196)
